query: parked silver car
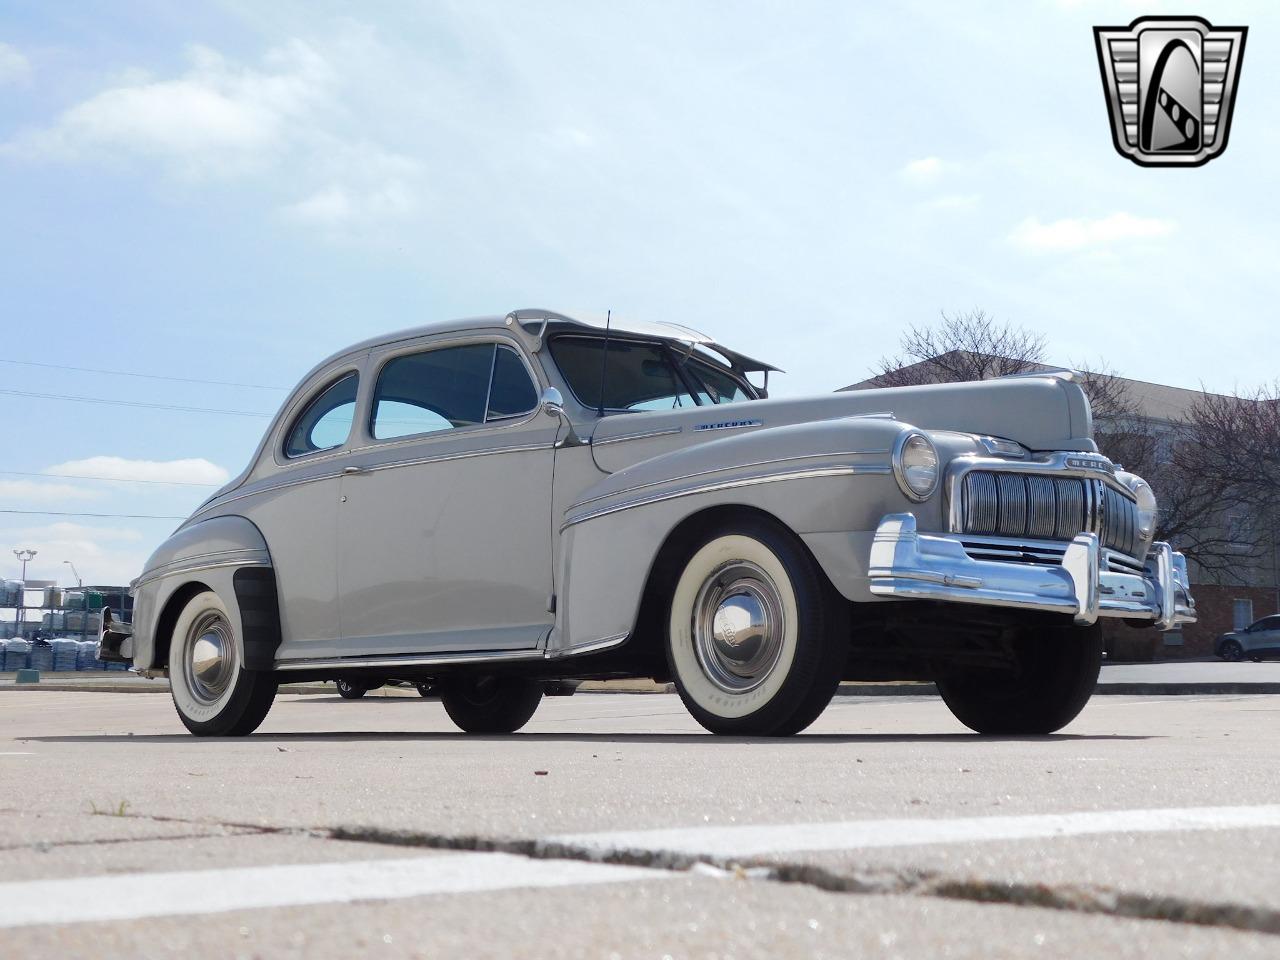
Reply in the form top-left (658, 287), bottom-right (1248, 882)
top-left (1216, 616), bottom-right (1280, 662)
top-left (101, 309), bottom-right (1195, 737)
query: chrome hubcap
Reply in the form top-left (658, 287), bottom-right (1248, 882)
top-left (692, 560), bottom-right (785, 693)
top-left (184, 613), bottom-right (235, 704)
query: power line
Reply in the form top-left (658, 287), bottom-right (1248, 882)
top-left (0, 510), bottom-right (186, 520)
top-left (0, 358), bottom-right (287, 391)
top-left (0, 388), bottom-right (271, 417)
top-left (0, 470), bottom-right (220, 488)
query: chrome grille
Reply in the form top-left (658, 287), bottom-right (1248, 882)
top-left (958, 470), bottom-right (1142, 558)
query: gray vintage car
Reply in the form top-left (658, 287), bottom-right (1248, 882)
top-left (101, 309), bottom-right (1194, 737)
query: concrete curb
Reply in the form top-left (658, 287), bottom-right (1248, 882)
top-left (1092, 682), bottom-right (1280, 696)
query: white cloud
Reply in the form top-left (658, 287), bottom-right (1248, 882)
top-left (0, 480), bottom-right (101, 505)
top-left (926, 193), bottom-right (980, 212)
top-left (1009, 213), bottom-right (1177, 253)
top-left (45, 456), bottom-right (230, 486)
top-left (0, 42), bottom-right (30, 85)
top-left (1, 522), bottom-right (150, 587)
top-left (901, 156), bottom-right (943, 185)
top-left (282, 141), bottom-right (422, 231)
top-left (4, 35), bottom-right (424, 233)
top-left (5, 41), bottom-right (330, 175)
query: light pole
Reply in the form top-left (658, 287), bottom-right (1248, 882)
top-left (13, 549), bottom-right (36, 640)
top-left (13, 549), bottom-right (36, 581)
top-left (63, 560), bottom-right (82, 588)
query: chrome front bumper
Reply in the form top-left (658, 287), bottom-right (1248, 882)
top-left (97, 607), bottom-right (134, 663)
top-left (867, 513), bottom-right (1195, 630)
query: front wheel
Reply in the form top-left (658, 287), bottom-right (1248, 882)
top-left (439, 676), bottom-right (543, 733)
top-left (169, 590), bottom-right (277, 736)
top-left (665, 518), bottom-right (848, 737)
top-left (1219, 639), bottom-right (1244, 662)
top-left (937, 622), bottom-right (1103, 735)
top-left (335, 679), bottom-right (367, 700)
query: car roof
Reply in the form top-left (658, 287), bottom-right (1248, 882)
top-left (312, 308), bottom-right (780, 376)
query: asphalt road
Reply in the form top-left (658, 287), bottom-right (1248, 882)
top-left (1, 689), bottom-right (1278, 958)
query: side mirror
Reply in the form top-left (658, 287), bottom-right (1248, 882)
top-left (540, 386), bottom-right (565, 418)
top-left (540, 387), bottom-right (586, 448)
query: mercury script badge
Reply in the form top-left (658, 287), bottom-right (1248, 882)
top-left (1094, 16), bottom-right (1247, 167)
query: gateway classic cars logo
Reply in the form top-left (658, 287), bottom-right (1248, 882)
top-left (1094, 16), bottom-right (1247, 167)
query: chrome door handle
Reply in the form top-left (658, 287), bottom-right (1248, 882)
top-left (342, 465), bottom-right (366, 475)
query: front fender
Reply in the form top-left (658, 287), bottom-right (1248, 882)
top-left (553, 418), bottom-right (966, 654)
top-left (131, 516), bottom-right (273, 672)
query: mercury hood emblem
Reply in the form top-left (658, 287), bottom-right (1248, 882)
top-left (1094, 16), bottom-right (1247, 167)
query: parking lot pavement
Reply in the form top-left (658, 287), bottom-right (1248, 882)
top-left (2, 690), bottom-right (1279, 957)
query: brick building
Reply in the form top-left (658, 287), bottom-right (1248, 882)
top-left (843, 357), bottom-right (1279, 660)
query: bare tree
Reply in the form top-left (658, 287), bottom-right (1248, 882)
top-left (871, 310), bottom-right (1048, 386)
top-left (1165, 385), bottom-right (1280, 580)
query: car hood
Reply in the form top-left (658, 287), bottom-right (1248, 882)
top-left (590, 374), bottom-right (1092, 474)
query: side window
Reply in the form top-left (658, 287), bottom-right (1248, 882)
top-left (284, 372), bottom-right (358, 458)
top-left (487, 346), bottom-right (538, 420)
top-left (684, 359), bottom-right (753, 406)
top-left (371, 343), bottom-right (493, 440)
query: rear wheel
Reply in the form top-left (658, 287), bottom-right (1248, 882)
top-left (665, 517), bottom-right (847, 737)
top-left (439, 675), bottom-right (543, 733)
top-left (937, 622), bottom-right (1103, 735)
top-left (169, 590), bottom-right (277, 736)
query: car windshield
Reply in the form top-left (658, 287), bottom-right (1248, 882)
top-left (548, 335), bottom-right (754, 412)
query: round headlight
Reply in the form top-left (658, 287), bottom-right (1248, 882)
top-left (1117, 471), bottom-right (1158, 539)
top-left (893, 432), bottom-right (940, 501)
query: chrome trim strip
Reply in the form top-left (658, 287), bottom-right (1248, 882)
top-left (355, 442), bottom-right (551, 476)
top-left (591, 426), bottom-right (683, 447)
top-left (563, 464), bottom-right (890, 531)
top-left (275, 648), bottom-right (544, 672)
top-left (568, 450), bottom-right (892, 511)
top-left (192, 442), bottom-right (553, 519)
top-left (134, 556), bottom-right (271, 591)
top-left (191, 470), bottom-right (344, 519)
top-left (559, 633), bottom-right (629, 657)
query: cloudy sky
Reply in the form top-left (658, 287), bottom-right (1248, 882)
top-left (0, 0), bottom-right (1275, 586)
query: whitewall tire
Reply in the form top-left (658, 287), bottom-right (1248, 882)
top-left (665, 518), bottom-right (847, 736)
top-left (169, 590), bottom-right (277, 737)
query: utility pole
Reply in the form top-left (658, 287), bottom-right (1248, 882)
top-left (13, 549), bottom-right (36, 639)
top-left (63, 560), bottom-right (82, 588)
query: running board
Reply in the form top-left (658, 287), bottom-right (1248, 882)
top-left (274, 633), bottom-right (632, 672)
top-left (274, 648), bottom-right (545, 672)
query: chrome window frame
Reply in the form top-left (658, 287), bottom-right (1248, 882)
top-left (279, 367), bottom-right (363, 463)
top-left (545, 333), bottom-right (757, 415)
top-left (356, 333), bottom-right (546, 451)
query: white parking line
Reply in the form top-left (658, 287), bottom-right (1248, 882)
top-left (553, 804), bottom-right (1280, 859)
top-left (0, 852), bottom-right (662, 929)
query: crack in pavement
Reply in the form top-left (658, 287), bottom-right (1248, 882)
top-left (0, 830), bottom-right (256, 855)
top-left (327, 824), bottom-right (1280, 938)
top-left (57, 810), bottom-right (1280, 938)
